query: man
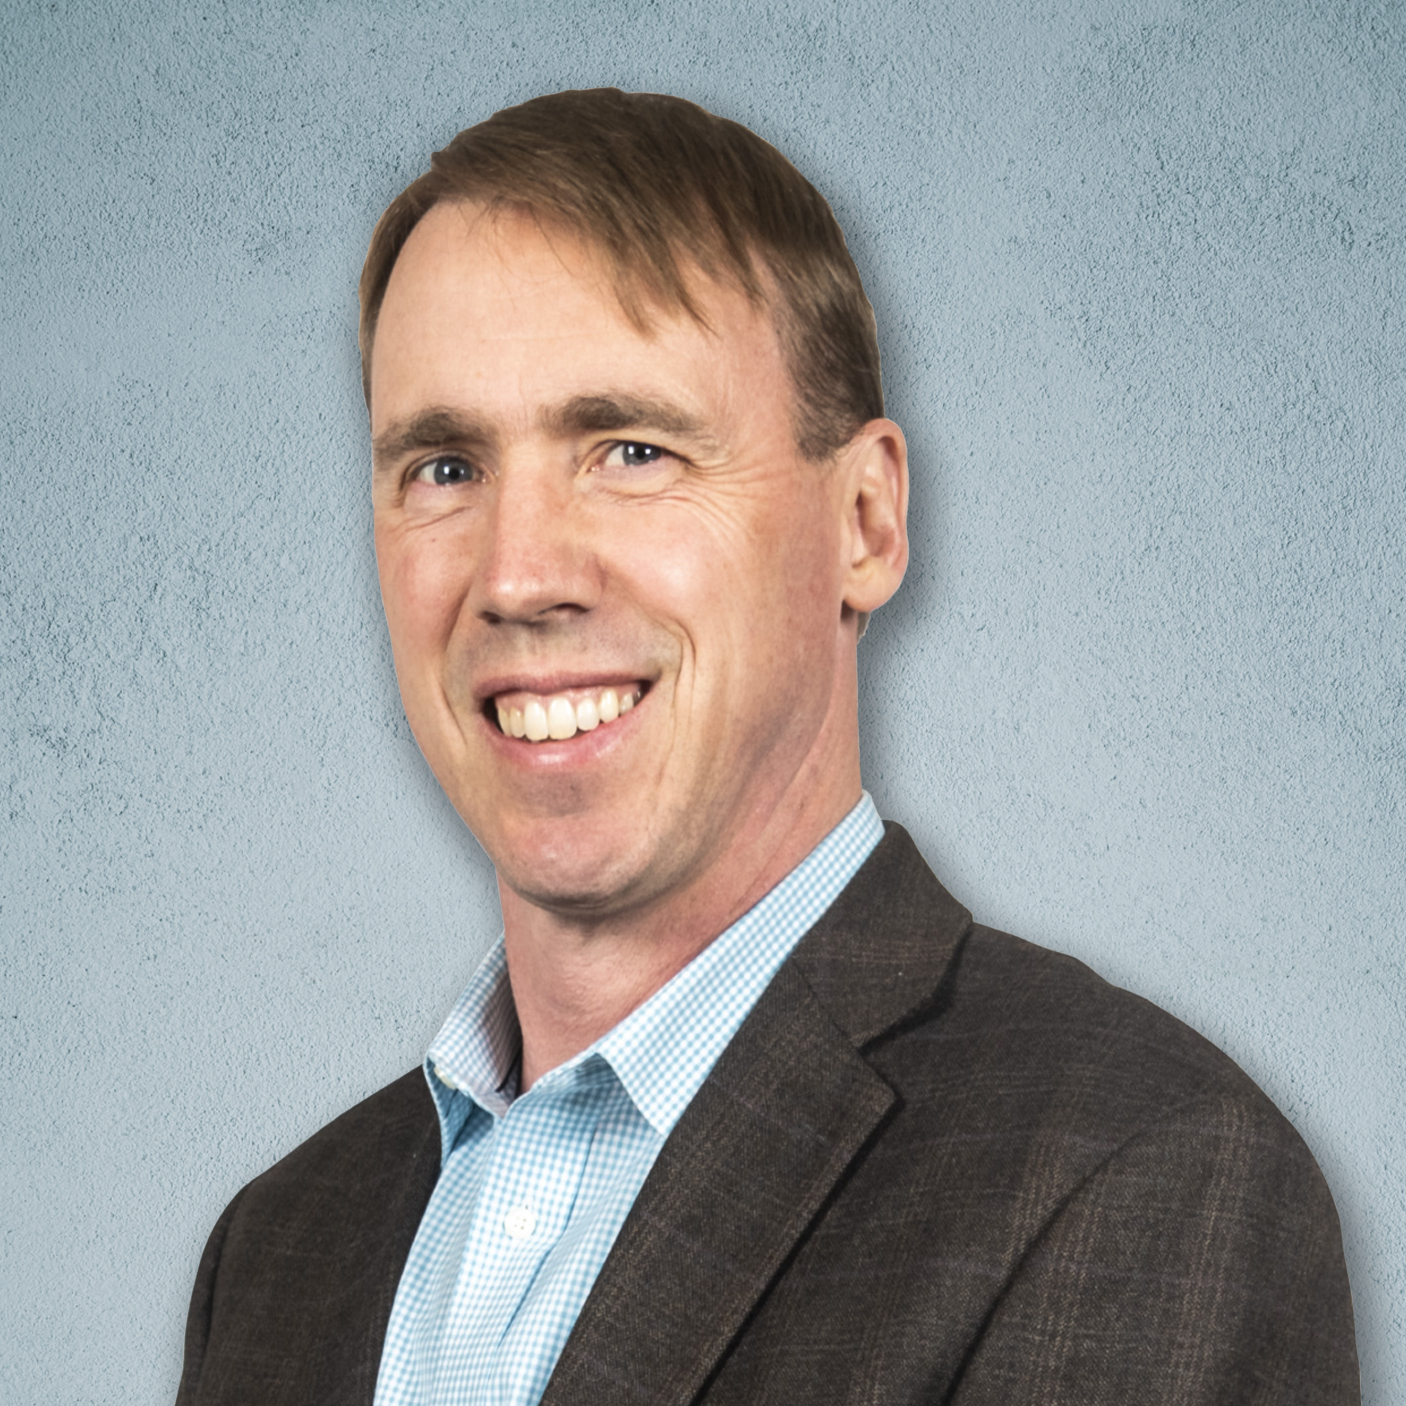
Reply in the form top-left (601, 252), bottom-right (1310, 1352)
top-left (176, 89), bottom-right (1357, 1404)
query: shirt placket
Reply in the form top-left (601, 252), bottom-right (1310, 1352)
top-left (438, 1062), bottom-right (601, 1406)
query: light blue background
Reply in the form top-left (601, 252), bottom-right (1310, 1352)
top-left (2, 1), bottom-right (1401, 1400)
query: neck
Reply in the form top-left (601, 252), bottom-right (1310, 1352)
top-left (499, 740), bottom-right (861, 1093)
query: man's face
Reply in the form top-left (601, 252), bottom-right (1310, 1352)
top-left (370, 204), bottom-right (862, 922)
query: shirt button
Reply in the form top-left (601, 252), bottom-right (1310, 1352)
top-left (504, 1205), bottom-right (536, 1241)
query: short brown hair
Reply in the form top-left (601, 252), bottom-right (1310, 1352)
top-left (358, 88), bottom-right (882, 461)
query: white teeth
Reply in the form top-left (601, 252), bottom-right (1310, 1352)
top-left (497, 687), bottom-right (641, 742)
top-left (547, 697), bottom-right (577, 739)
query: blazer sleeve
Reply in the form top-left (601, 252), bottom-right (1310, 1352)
top-left (174, 1187), bottom-right (246, 1406)
top-left (948, 1088), bottom-right (1359, 1405)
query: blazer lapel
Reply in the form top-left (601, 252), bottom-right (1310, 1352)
top-left (541, 824), bottom-right (971, 1406)
top-left (540, 961), bottom-right (892, 1406)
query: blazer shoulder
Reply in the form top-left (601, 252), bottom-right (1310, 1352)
top-left (240, 1066), bottom-right (437, 1200)
top-left (867, 916), bottom-right (1329, 1203)
top-left (814, 823), bottom-right (1292, 1138)
top-left (691, 862), bottom-right (1356, 1404)
top-left (932, 933), bottom-right (1358, 1402)
top-left (947, 922), bottom-right (1270, 1110)
top-left (176, 1069), bottom-right (440, 1406)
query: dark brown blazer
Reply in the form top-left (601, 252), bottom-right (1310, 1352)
top-left (177, 824), bottom-right (1358, 1404)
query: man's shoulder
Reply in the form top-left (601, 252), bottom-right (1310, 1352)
top-left (176, 1070), bottom-right (440, 1404)
top-left (949, 921), bottom-right (1309, 1143)
top-left (667, 835), bottom-right (1356, 1403)
top-left (759, 913), bottom-right (1353, 1404)
top-left (202, 1067), bottom-right (439, 1280)
top-left (848, 907), bottom-right (1332, 1245)
top-left (825, 823), bottom-right (1318, 1172)
top-left (235, 1066), bottom-right (438, 1211)
top-left (939, 920), bottom-right (1269, 1111)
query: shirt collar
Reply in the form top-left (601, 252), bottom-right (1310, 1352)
top-left (597, 792), bottom-right (883, 1134)
top-left (424, 793), bottom-right (883, 1156)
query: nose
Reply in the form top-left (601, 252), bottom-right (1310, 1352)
top-left (472, 458), bottom-right (601, 625)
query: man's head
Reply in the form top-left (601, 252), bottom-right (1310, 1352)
top-left (364, 91), bottom-right (907, 935)
top-left (360, 88), bottom-right (882, 463)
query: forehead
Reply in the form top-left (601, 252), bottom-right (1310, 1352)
top-left (369, 203), bottom-right (790, 433)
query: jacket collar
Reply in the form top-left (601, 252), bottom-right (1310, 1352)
top-left (789, 820), bottom-right (973, 1048)
top-left (540, 823), bottom-right (971, 1406)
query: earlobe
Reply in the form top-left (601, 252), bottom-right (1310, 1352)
top-left (840, 418), bottom-right (909, 621)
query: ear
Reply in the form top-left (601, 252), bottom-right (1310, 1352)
top-left (836, 418), bottom-right (909, 633)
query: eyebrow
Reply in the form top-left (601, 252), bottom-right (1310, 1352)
top-left (541, 394), bottom-right (713, 446)
top-left (371, 408), bottom-right (492, 473)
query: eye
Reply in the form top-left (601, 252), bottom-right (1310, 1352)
top-left (602, 441), bottom-right (666, 470)
top-left (412, 454), bottom-right (480, 487)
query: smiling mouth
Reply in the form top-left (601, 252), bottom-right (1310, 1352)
top-left (489, 684), bottom-right (644, 742)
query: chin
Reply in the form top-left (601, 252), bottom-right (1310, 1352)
top-left (488, 817), bottom-right (664, 918)
top-left (503, 860), bottom-right (653, 920)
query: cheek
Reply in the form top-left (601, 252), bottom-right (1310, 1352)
top-left (755, 494), bottom-right (841, 623)
top-left (656, 480), bottom-right (834, 607)
top-left (375, 523), bottom-right (469, 663)
top-left (639, 496), bottom-right (840, 696)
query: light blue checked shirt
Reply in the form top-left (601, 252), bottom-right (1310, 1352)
top-left (372, 793), bottom-right (883, 1406)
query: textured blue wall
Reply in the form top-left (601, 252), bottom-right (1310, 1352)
top-left (2, 1), bottom-right (1401, 1399)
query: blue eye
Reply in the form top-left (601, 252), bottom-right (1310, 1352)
top-left (617, 443), bottom-right (663, 467)
top-left (417, 455), bottom-right (477, 485)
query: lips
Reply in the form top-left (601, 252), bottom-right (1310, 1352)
top-left (491, 684), bottom-right (643, 742)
